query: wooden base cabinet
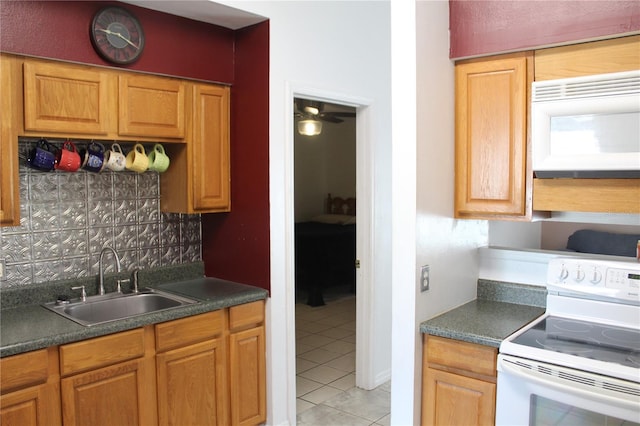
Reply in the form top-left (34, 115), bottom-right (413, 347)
top-left (228, 301), bottom-right (266, 426)
top-left (59, 328), bottom-right (157, 426)
top-left (0, 302), bottom-right (265, 426)
top-left (0, 348), bottom-right (61, 426)
top-left (155, 310), bottom-right (229, 426)
top-left (421, 335), bottom-right (497, 426)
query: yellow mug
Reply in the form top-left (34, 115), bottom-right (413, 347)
top-left (125, 144), bottom-right (149, 173)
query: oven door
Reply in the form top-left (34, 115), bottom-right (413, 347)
top-left (496, 354), bottom-right (640, 426)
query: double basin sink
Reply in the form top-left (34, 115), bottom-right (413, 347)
top-left (43, 288), bottom-right (198, 327)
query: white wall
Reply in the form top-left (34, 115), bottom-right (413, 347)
top-left (411, 1), bottom-right (490, 422)
top-left (220, 2), bottom-right (392, 425)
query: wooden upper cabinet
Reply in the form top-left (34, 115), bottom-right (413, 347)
top-left (23, 60), bottom-right (115, 136)
top-left (535, 35), bottom-right (640, 81)
top-left (160, 82), bottom-right (231, 214)
top-left (454, 52), bottom-right (533, 220)
top-left (192, 83), bottom-right (231, 212)
top-left (0, 55), bottom-right (20, 227)
top-left (119, 74), bottom-right (186, 139)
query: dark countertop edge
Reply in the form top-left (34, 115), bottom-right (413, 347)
top-left (420, 325), bottom-right (502, 348)
top-left (0, 286), bottom-right (268, 358)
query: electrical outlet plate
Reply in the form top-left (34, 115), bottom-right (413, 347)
top-left (420, 265), bottom-right (430, 292)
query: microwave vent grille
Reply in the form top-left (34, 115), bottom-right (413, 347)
top-left (533, 70), bottom-right (640, 102)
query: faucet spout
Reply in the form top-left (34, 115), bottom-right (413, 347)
top-left (98, 247), bottom-right (121, 295)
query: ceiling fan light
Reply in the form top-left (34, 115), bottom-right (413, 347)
top-left (304, 106), bottom-right (320, 115)
top-left (298, 119), bottom-right (322, 136)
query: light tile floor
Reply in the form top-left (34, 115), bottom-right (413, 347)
top-left (296, 292), bottom-right (391, 426)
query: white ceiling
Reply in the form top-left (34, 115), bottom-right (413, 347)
top-left (120, 1), bottom-right (267, 30)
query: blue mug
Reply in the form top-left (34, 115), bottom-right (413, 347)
top-left (27, 138), bottom-right (57, 171)
top-left (80, 142), bottom-right (105, 172)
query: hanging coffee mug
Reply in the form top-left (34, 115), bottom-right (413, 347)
top-left (147, 144), bottom-right (170, 173)
top-left (27, 138), bottom-right (57, 171)
top-left (125, 143), bottom-right (149, 173)
top-left (104, 143), bottom-right (126, 172)
top-left (55, 140), bottom-right (81, 172)
top-left (80, 142), bottom-right (105, 172)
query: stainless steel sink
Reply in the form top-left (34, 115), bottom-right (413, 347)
top-left (43, 289), bottom-right (198, 326)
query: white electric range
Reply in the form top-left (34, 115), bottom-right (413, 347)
top-left (496, 257), bottom-right (640, 425)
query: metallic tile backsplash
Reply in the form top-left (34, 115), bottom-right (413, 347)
top-left (0, 139), bottom-right (202, 287)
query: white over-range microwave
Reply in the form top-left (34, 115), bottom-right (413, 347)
top-left (532, 70), bottom-right (640, 178)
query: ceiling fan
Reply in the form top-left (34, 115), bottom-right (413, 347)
top-left (294, 99), bottom-right (355, 123)
top-left (294, 99), bottom-right (355, 135)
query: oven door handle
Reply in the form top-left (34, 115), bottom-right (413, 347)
top-left (499, 357), bottom-right (639, 412)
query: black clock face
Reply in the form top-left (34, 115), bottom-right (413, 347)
top-left (91, 7), bottom-right (145, 65)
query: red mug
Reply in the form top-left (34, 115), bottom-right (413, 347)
top-left (55, 140), bottom-right (81, 172)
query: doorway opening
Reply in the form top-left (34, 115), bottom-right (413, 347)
top-left (293, 97), bottom-right (359, 413)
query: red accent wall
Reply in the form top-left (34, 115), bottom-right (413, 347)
top-left (450, 0), bottom-right (640, 59)
top-left (1, 1), bottom-right (271, 291)
top-left (201, 22), bottom-right (271, 290)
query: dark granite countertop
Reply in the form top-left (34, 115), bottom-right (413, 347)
top-left (0, 263), bottom-right (268, 358)
top-left (419, 280), bottom-right (546, 348)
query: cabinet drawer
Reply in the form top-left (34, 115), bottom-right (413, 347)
top-left (0, 349), bottom-right (50, 393)
top-left (156, 310), bottom-right (224, 352)
top-left (59, 328), bottom-right (145, 376)
top-left (426, 335), bottom-right (497, 378)
top-left (229, 301), bottom-right (265, 331)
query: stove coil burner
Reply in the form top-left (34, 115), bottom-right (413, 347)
top-left (549, 319), bottom-right (593, 333)
top-left (536, 335), bottom-right (600, 355)
top-left (602, 329), bottom-right (640, 351)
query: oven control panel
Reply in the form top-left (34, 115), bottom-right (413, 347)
top-left (547, 257), bottom-right (640, 303)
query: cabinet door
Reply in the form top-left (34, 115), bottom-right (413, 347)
top-left (0, 347), bottom-right (61, 426)
top-left (0, 384), bottom-right (61, 426)
top-left (23, 60), bottom-right (115, 135)
top-left (0, 56), bottom-right (20, 226)
top-left (61, 357), bottom-right (156, 426)
top-left (422, 368), bottom-right (495, 426)
top-left (454, 53), bottom-right (532, 219)
top-left (192, 84), bottom-right (231, 212)
top-left (156, 339), bottom-right (228, 426)
top-left (229, 325), bottom-right (266, 426)
top-left (119, 74), bottom-right (186, 139)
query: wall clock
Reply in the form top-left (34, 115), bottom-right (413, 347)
top-left (90, 6), bottom-right (145, 65)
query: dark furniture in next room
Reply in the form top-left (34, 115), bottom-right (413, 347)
top-left (295, 194), bottom-right (356, 306)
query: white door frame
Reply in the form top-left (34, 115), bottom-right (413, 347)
top-left (286, 84), bottom-right (377, 392)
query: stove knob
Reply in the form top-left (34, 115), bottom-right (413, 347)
top-left (590, 268), bottom-right (602, 284)
top-left (559, 265), bottom-right (569, 281)
top-left (574, 267), bottom-right (585, 282)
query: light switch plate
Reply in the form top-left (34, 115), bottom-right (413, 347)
top-left (420, 265), bottom-right (430, 292)
top-left (0, 259), bottom-right (5, 280)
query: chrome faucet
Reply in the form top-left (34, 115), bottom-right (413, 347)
top-left (98, 247), bottom-right (121, 295)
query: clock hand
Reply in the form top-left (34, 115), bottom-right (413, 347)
top-left (96, 28), bottom-right (139, 50)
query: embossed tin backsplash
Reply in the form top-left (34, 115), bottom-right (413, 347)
top-left (0, 139), bottom-right (201, 287)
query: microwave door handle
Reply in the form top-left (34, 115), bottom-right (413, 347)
top-left (499, 358), bottom-right (638, 412)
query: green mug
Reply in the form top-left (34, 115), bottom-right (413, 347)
top-left (148, 144), bottom-right (170, 173)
